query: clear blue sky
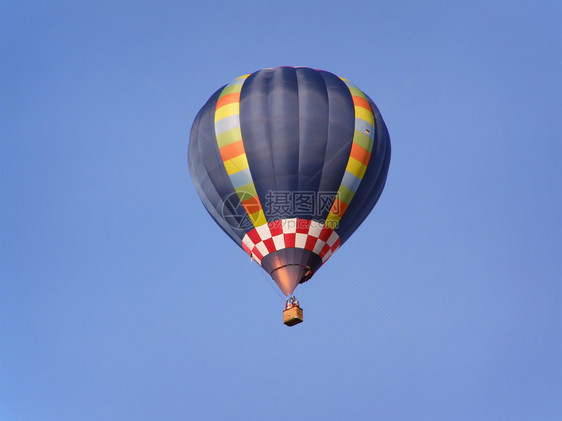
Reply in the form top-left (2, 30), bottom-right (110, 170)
top-left (1, 1), bottom-right (561, 420)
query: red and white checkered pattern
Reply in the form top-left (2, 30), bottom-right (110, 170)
top-left (241, 218), bottom-right (341, 266)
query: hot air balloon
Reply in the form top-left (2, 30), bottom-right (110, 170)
top-left (188, 67), bottom-right (390, 325)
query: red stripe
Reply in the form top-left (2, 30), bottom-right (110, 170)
top-left (220, 140), bottom-right (245, 161)
top-left (268, 220), bottom-right (283, 237)
top-left (350, 143), bottom-right (371, 166)
top-left (331, 238), bottom-right (341, 251)
top-left (242, 242), bottom-right (251, 255)
top-left (252, 247), bottom-right (264, 261)
top-left (319, 243), bottom-right (331, 258)
top-left (296, 219), bottom-right (311, 234)
top-left (305, 236), bottom-right (317, 251)
top-left (319, 226), bottom-right (333, 242)
top-left (284, 233), bottom-right (296, 248)
top-left (329, 198), bottom-right (349, 217)
top-left (352, 95), bottom-right (371, 110)
top-left (247, 229), bottom-right (260, 244)
top-left (241, 196), bottom-right (262, 216)
top-left (263, 238), bottom-right (276, 253)
top-left (216, 92), bottom-right (240, 109)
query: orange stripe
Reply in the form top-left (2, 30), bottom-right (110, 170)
top-left (216, 92), bottom-right (240, 110)
top-left (352, 95), bottom-right (371, 110)
top-left (350, 143), bottom-right (371, 166)
top-left (220, 140), bottom-right (245, 161)
top-left (241, 196), bottom-right (262, 214)
top-left (329, 197), bottom-right (349, 217)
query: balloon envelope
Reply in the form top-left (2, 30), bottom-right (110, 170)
top-left (188, 67), bottom-right (390, 295)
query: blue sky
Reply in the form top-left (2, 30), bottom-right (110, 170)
top-left (1, 1), bottom-right (561, 420)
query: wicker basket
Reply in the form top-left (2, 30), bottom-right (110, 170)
top-left (283, 306), bottom-right (304, 326)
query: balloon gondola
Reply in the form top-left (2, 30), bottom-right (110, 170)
top-left (188, 67), bottom-right (391, 326)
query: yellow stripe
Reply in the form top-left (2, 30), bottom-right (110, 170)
top-left (215, 103), bottom-right (239, 121)
top-left (345, 157), bottom-right (367, 179)
top-left (355, 107), bottom-right (374, 125)
top-left (322, 79), bottom-right (374, 227)
top-left (214, 73), bottom-right (266, 231)
top-left (324, 212), bottom-right (340, 229)
top-left (216, 127), bottom-right (242, 148)
top-left (248, 210), bottom-right (267, 227)
top-left (224, 154), bottom-right (249, 175)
